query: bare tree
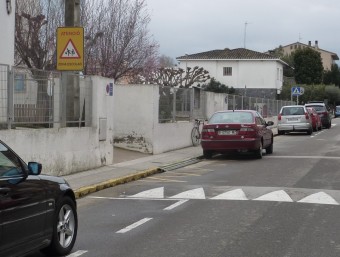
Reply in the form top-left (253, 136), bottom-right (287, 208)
top-left (136, 66), bottom-right (211, 88)
top-left (15, 0), bottom-right (63, 69)
top-left (82, 0), bottom-right (159, 81)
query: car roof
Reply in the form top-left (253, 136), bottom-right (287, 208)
top-left (281, 105), bottom-right (305, 108)
top-left (213, 110), bottom-right (257, 114)
top-left (305, 103), bottom-right (325, 106)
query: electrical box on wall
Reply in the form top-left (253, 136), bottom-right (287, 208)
top-left (99, 118), bottom-right (107, 141)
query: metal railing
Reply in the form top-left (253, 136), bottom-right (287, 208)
top-left (158, 87), bottom-right (294, 122)
top-left (0, 64), bottom-right (92, 129)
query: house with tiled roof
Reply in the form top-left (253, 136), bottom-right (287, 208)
top-left (177, 48), bottom-right (287, 99)
top-left (274, 40), bottom-right (339, 71)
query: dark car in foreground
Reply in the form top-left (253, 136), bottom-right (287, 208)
top-left (305, 102), bottom-right (332, 128)
top-left (201, 110), bottom-right (274, 159)
top-left (0, 140), bottom-right (78, 257)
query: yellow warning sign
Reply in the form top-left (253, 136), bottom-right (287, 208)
top-left (57, 27), bottom-right (84, 71)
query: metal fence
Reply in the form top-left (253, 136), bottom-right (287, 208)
top-left (158, 87), bottom-right (294, 122)
top-left (0, 64), bottom-right (92, 129)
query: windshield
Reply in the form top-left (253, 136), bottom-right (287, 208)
top-left (209, 112), bottom-right (253, 124)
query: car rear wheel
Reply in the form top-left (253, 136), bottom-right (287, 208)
top-left (278, 130), bottom-right (284, 135)
top-left (203, 150), bottom-right (213, 159)
top-left (255, 142), bottom-right (263, 159)
top-left (265, 139), bottom-right (273, 154)
top-left (42, 197), bottom-right (78, 256)
top-left (307, 128), bottom-right (313, 135)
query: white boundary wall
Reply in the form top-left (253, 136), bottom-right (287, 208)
top-left (0, 1), bottom-right (15, 65)
top-left (0, 76), bottom-right (114, 176)
top-left (114, 85), bottom-right (194, 154)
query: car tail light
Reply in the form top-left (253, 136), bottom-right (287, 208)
top-left (305, 112), bottom-right (309, 119)
top-left (201, 128), bottom-right (215, 138)
top-left (238, 127), bottom-right (255, 135)
top-left (278, 114), bottom-right (282, 121)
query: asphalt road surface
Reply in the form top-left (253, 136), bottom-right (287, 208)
top-left (31, 118), bottom-right (340, 257)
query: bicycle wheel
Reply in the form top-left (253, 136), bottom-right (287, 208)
top-left (191, 127), bottom-right (201, 146)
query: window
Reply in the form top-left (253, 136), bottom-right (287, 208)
top-left (223, 67), bottom-right (232, 76)
top-left (0, 143), bottom-right (23, 177)
top-left (14, 74), bottom-right (26, 92)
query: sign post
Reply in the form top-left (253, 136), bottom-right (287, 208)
top-left (291, 86), bottom-right (304, 104)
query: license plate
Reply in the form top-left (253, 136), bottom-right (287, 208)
top-left (218, 130), bottom-right (236, 135)
top-left (287, 118), bottom-right (299, 121)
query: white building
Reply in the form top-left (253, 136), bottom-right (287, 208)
top-left (0, 0), bottom-right (15, 65)
top-left (177, 48), bottom-right (287, 99)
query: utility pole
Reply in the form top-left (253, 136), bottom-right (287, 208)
top-left (61, 0), bottom-right (81, 127)
top-left (243, 22), bottom-right (250, 49)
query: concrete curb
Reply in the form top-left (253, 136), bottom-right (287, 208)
top-left (74, 167), bottom-right (162, 199)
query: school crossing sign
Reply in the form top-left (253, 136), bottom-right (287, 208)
top-left (57, 27), bottom-right (84, 71)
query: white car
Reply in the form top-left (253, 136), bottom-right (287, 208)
top-left (277, 105), bottom-right (313, 135)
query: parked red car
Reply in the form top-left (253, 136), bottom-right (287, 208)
top-left (201, 110), bottom-right (274, 159)
top-left (306, 107), bottom-right (322, 131)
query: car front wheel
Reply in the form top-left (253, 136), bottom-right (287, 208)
top-left (43, 197), bottom-right (78, 256)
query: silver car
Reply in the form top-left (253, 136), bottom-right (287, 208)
top-left (277, 105), bottom-right (313, 135)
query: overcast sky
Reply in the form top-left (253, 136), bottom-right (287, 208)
top-left (145, 0), bottom-right (340, 61)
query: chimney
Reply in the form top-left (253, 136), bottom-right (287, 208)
top-left (315, 40), bottom-right (319, 49)
top-left (308, 41), bottom-right (311, 46)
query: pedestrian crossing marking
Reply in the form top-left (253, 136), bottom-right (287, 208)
top-left (90, 187), bottom-right (340, 206)
top-left (298, 192), bottom-right (339, 205)
top-left (253, 190), bottom-right (293, 202)
top-left (128, 187), bottom-right (164, 198)
top-left (211, 189), bottom-right (248, 200)
top-left (170, 188), bottom-right (206, 199)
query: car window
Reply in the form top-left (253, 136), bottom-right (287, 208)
top-left (0, 143), bottom-right (23, 177)
top-left (209, 112), bottom-right (253, 124)
top-left (282, 107), bottom-right (305, 116)
top-left (306, 105), bottom-right (325, 112)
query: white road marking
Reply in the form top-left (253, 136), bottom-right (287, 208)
top-left (211, 189), bottom-right (248, 200)
top-left (128, 187), bottom-right (164, 198)
top-left (170, 187), bottom-right (206, 199)
top-left (267, 156), bottom-right (340, 160)
top-left (298, 192), bottom-right (339, 205)
top-left (87, 188), bottom-right (340, 206)
top-left (116, 218), bottom-right (153, 233)
top-left (163, 200), bottom-right (189, 210)
top-left (253, 190), bottom-right (293, 202)
top-left (67, 250), bottom-right (88, 257)
top-left (144, 177), bottom-right (186, 182)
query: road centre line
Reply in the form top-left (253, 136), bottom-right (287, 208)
top-left (116, 218), bottom-right (153, 233)
top-left (163, 200), bottom-right (189, 210)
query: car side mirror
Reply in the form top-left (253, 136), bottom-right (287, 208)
top-left (28, 162), bottom-right (42, 175)
top-left (266, 121), bottom-right (274, 126)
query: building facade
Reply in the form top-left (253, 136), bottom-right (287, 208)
top-left (177, 48), bottom-right (286, 99)
top-left (279, 41), bottom-right (338, 71)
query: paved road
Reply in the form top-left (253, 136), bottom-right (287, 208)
top-left (31, 119), bottom-right (340, 257)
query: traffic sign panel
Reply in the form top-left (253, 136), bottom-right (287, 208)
top-left (291, 86), bottom-right (304, 96)
top-left (57, 27), bottom-right (84, 71)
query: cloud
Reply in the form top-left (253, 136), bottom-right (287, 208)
top-left (146, 0), bottom-right (340, 60)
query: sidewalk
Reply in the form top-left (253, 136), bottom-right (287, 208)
top-left (65, 126), bottom-right (278, 199)
top-left (63, 146), bottom-right (203, 199)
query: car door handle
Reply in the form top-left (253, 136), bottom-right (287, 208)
top-left (0, 187), bottom-right (10, 194)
